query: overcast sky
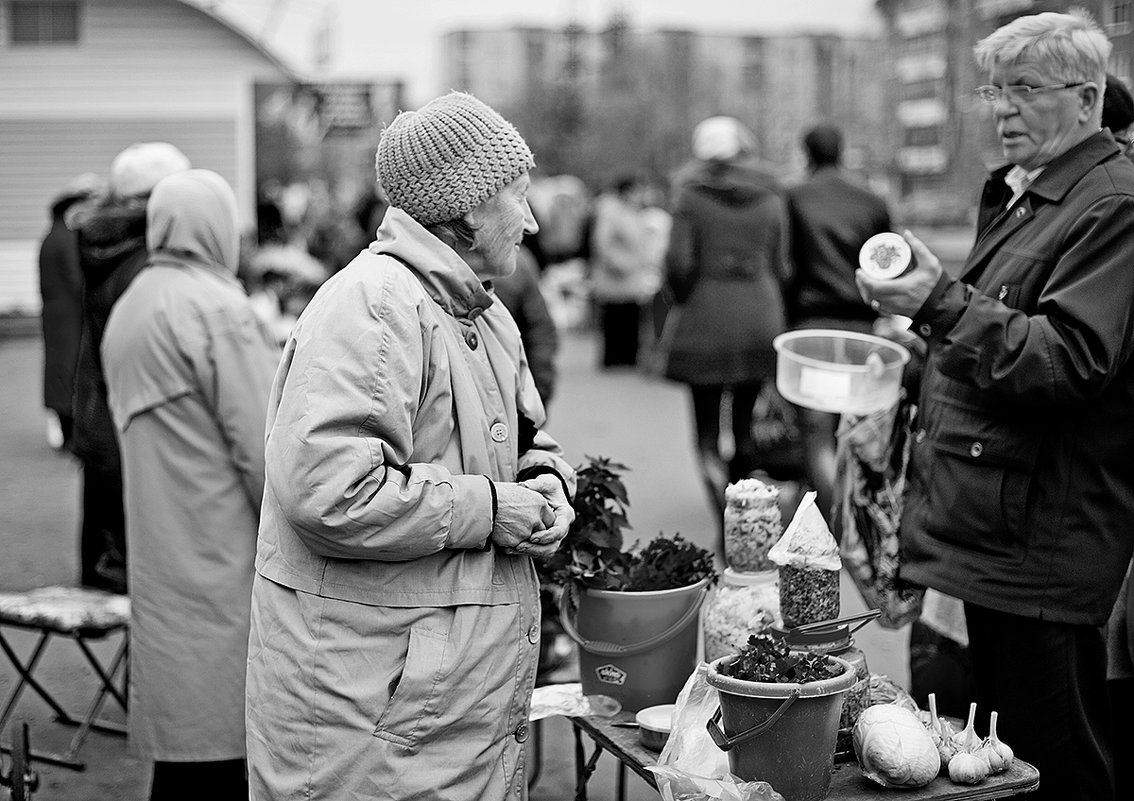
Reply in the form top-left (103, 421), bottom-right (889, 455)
top-left (212, 1), bottom-right (884, 104)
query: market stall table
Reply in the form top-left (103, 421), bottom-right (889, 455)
top-left (569, 712), bottom-right (1040, 801)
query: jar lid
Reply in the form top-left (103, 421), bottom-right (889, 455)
top-left (769, 623), bottom-right (853, 652)
top-left (722, 567), bottom-right (778, 588)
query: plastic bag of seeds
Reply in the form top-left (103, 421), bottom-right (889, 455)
top-left (768, 491), bottom-right (842, 628)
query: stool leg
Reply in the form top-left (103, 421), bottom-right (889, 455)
top-left (75, 633), bottom-right (128, 711)
top-left (61, 634), bottom-right (130, 763)
top-left (0, 631), bottom-right (70, 728)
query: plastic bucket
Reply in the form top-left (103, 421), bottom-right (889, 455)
top-left (705, 654), bottom-right (855, 801)
top-left (559, 578), bottom-right (711, 712)
top-left (773, 329), bottom-right (909, 415)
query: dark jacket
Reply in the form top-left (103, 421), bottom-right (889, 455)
top-left (902, 132), bottom-right (1134, 625)
top-left (785, 167), bottom-right (891, 325)
top-left (72, 199), bottom-right (149, 472)
top-left (663, 158), bottom-right (788, 385)
top-left (492, 246), bottom-right (558, 406)
top-left (38, 203), bottom-right (85, 415)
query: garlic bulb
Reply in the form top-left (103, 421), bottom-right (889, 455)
top-left (948, 750), bottom-right (990, 785)
top-left (984, 710), bottom-right (1013, 774)
top-left (928, 693), bottom-right (957, 767)
top-left (950, 702), bottom-right (982, 754)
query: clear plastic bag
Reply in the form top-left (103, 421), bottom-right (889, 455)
top-left (647, 665), bottom-right (786, 801)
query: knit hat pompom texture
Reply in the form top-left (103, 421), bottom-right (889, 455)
top-left (376, 92), bottom-right (535, 226)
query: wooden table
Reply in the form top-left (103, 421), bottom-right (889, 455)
top-left (570, 713), bottom-right (1040, 801)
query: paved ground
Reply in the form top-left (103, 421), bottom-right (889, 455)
top-left (0, 325), bottom-right (910, 801)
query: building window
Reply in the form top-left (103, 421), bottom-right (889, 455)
top-left (9, 1), bottom-right (79, 44)
top-left (1107, 2), bottom-right (1132, 35)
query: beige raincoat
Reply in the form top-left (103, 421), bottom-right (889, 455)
top-left (102, 171), bottom-right (280, 760)
top-left (246, 208), bottom-right (575, 801)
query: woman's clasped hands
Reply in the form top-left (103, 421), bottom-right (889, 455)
top-left (493, 474), bottom-right (576, 559)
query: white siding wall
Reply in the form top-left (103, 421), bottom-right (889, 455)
top-left (0, 0), bottom-right (290, 314)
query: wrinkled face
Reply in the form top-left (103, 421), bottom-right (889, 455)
top-left (466, 173), bottom-right (538, 280)
top-left (989, 59), bottom-right (1095, 171)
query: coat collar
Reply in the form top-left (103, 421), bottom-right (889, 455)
top-left (1016, 130), bottom-right (1121, 203)
top-left (964, 131), bottom-right (1122, 281)
top-left (369, 208), bottom-right (493, 320)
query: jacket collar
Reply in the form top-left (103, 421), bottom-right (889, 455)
top-left (986, 130), bottom-right (1121, 205)
top-left (965, 131), bottom-right (1123, 281)
top-left (369, 208), bottom-right (493, 320)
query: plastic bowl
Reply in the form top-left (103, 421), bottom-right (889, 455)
top-left (636, 703), bottom-right (675, 751)
top-left (773, 329), bottom-right (910, 415)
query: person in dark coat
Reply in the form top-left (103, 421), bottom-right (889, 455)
top-left (785, 125), bottom-right (892, 518)
top-left (492, 244), bottom-right (559, 409)
top-left (1101, 71), bottom-right (1134, 801)
top-left (662, 116), bottom-right (789, 527)
top-left (858, 13), bottom-right (1134, 801)
top-left (72, 142), bottom-right (190, 592)
top-left (38, 174), bottom-right (104, 450)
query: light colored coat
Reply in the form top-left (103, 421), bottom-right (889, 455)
top-left (102, 170), bottom-right (280, 759)
top-left (246, 208), bottom-right (575, 801)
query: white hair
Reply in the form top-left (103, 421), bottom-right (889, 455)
top-left (974, 9), bottom-right (1111, 86)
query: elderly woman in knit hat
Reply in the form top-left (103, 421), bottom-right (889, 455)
top-left (245, 92), bottom-right (576, 800)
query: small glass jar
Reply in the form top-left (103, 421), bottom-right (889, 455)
top-left (702, 568), bottom-right (780, 663)
top-left (770, 621), bottom-right (870, 730)
top-left (771, 621), bottom-right (866, 726)
top-left (723, 480), bottom-right (783, 572)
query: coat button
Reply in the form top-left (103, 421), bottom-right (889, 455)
top-left (1015, 206), bottom-right (1026, 218)
top-left (465, 330), bottom-right (479, 350)
top-left (915, 428), bottom-right (927, 444)
top-left (527, 623), bottom-right (540, 644)
top-left (490, 422), bottom-right (508, 442)
top-left (970, 441), bottom-right (983, 457)
top-left (514, 723), bottom-right (529, 742)
top-left (918, 323), bottom-right (932, 337)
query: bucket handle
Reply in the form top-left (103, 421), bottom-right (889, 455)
top-left (557, 581), bottom-right (710, 657)
top-left (705, 691), bottom-right (800, 751)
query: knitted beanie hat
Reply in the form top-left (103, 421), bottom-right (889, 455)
top-left (375, 92), bottom-right (535, 226)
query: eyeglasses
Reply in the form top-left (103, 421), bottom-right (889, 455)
top-left (973, 82), bottom-right (1086, 104)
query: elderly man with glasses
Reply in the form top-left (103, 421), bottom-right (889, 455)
top-left (858, 11), bottom-right (1134, 801)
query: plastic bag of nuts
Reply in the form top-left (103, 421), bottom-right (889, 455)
top-left (768, 491), bottom-right (841, 628)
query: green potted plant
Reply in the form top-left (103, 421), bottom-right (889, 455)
top-left (540, 456), bottom-right (717, 712)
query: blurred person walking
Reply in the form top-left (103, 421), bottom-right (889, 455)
top-left (72, 142), bottom-right (190, 592)
top-left (494, 244), bottom-right (559, 409)
top-left (858, 13), bottom-right (1134, 801)
top-left (662, 116), bottom-right (789, 524)
top-left (102, 170), bottom-right (279, 800)
top-left (245, 92), bottom-right (575, 801)
top-left (38, 174), bottom-right (103, 451)
top-left (590, 176), bottom-right (652, 368)
top-left (785, 124), bottom-right (892, 519)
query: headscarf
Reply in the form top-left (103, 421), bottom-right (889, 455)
top-left (691, 116), bottom-right (756, 162)
top-left (146, 170), bottom-right (239, 274)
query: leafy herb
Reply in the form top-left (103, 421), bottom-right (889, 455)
top-left (626, 534), bottom-right (717, 591)
top-left (719, 633), bottom-right (844, 684)
top-left (537, 455), bottom-right (716, 591)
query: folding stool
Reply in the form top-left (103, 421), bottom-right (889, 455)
top-left (0, 586), bottom-right (129, 770)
